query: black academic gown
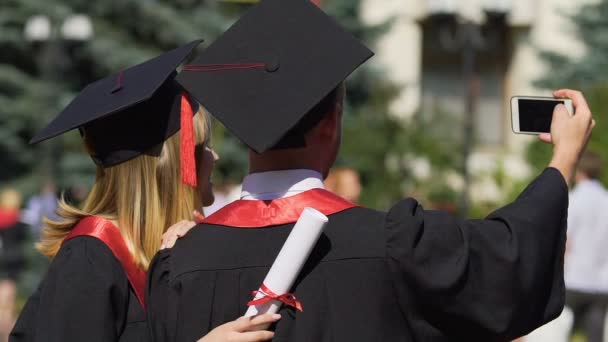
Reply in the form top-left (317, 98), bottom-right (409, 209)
top-left (10, 223), bottom-right (149, 342)
top-left (147, 168), bottom-right (568, 342)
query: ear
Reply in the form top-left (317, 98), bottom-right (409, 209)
top-left (318, 107), bottom-right (339, 140)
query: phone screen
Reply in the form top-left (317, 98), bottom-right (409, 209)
top-left (519, 99), bottom-right (565, 133)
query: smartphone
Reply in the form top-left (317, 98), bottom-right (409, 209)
top-left (511, 96), bottom-right (574, 134)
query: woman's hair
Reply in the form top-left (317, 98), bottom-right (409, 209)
top-left (37, 110), bottom-right (210, 270)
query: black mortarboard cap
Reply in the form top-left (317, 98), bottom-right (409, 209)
top-left (31, 40), bottom-right (203, 174)
top-left (176, 0), bottom-right (373, 153)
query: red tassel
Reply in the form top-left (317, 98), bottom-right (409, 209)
top-left (180, 93), bottom-right (197, 188)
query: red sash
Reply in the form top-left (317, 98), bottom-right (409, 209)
top-left (203, 188), bottom-right (359, 228)
top-left (64, 216), bottom-right (147, 310)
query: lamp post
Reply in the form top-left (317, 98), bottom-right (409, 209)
top-left (24, 14), bottom-right (93, 183)
top-left (425, 1), bottom-right (510, 216)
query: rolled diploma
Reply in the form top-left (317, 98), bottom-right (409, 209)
top-left (245, 207), bottom-right (328, 317)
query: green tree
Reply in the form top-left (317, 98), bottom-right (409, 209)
top-left (529, 0), bottom-right (608, 184)
top-left (2, 0), bottom-right (456, 211)
top-left (0, 0), bottom-right (228, 195)
top-left (536, 1), bottom-right (608, 89)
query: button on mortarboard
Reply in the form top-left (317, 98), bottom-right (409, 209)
top-left (176, 0), bottom-right (374, 153)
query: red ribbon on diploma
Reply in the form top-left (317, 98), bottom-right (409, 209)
top-left (247, 284), bottom-right (303, 312)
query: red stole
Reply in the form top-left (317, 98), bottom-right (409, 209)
top-left (64, 216), bottom-right (147, 310)
top-left (204, 188), bottom-right (359, 228)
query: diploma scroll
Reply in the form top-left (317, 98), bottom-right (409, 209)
top-left (245, 207), bottom-right (329, 317)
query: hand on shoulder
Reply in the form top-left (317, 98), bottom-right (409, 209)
top-left (160, 210), bottom-right (205, 250)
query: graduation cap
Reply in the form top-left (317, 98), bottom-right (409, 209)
top-left (176, 0), bottom-right (374, 153)
top-left (31, 40), bottom-right (203, 187)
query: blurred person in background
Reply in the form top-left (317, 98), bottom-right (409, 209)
top-left (324, 166), bottom-right (362, 203)
top-left (564, 151), bottom-right (608, 342)
top-left (21, 181), bottom-right (59, 241)
top-left (20, 181), bottom-right (58, 285)
top-left (0, 188), bottom-right (27, 342)
top-left (0, 188), bottom-right (28, 282)
top-left (10, 43), bottom-right (278, 342)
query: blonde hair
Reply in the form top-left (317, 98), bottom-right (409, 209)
top-left (37, 110), bottom-right (210, 270)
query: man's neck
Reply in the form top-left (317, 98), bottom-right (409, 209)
top-left (248, 149), bottom-right (324, 175)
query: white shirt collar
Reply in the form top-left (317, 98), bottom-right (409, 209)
top-left (240, 169), bottom-right (325, 200)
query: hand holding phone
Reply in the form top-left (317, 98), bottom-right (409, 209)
top-left (511, 96), bottom-right (573, 134)
top-left (536, 89), bottom-right (594, 185)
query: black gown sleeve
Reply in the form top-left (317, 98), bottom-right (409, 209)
top-left (10, 237), bottom-right (130, 342)
top-left (146, 250), bottom-right (178, 342)
top-left (385, 167), bottom-right (569, 341)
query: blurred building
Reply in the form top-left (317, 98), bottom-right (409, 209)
top-left (361, 0), bottom-right (594, 203)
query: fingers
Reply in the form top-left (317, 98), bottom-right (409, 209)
top-left (551, 103), bottom-right (575, 128)
top-left (552, 103), bottom-right (570, 121)
top-left (237, 330), bottom-right (275, 342)
top-left (231, 314), bottom-right (281, 332)
top-left (552, 89), bottom-right (594, 135)
top-left (227, 316), bottom-right (255, 332)
top-left (175, 221), bottom-right (196, 237)
top-left (194, 210), bottom-right (205, 223)
top-left (199, 315), bottom-right (280, 342)
top-left (538, 133), bottom-right (552, 144)
top-left (160, 236), bottom-right (176, 250)
top-left (553, 89), bottom-right (591, 117)
top-left (248, 313), bottom-right (281, 327)
top-left (160, 220), bottom-right (196, 250)
top-left (161, 220), bottom-right (186, 250)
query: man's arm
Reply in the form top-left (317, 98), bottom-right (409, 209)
top-left (386, 167), bottom-right (567, 341)
top-left (386, 89), bottom-right (594, 340)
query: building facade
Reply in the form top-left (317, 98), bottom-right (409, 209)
top-left (361, 0), bottom-right (592, 204)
